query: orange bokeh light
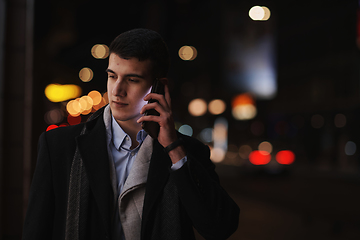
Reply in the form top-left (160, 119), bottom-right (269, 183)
top-left (276, 150), bottom-right (295, 165)
top-left (231, 93), bottom-right (254, 108)
top-left (88, 90), bottom-right (102, 105)
top-left (249, 150), bottom-right (271, 165)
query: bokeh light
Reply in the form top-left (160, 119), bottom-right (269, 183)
top-left (249, 6), bottom-right (271, 21)
top-left (188, 98), bottom-right (207, 116)
top-left (66, 100), bottom-right (81, 117)
top-left (232, 105), bottom-right (257, 120)
top-left (67, 114), bottom-right (82, 125)
top-left (226, 144), bottom-right (239, 159)
top-left (213, 121), bottom-right (227, 142)
top-left (262, 7), bottom-right (271, 20)
top-left (92, 94), bottom-right (107, 111)
top-left (45, 84), bottom-right (82, 102)
top-left (178, 46), bottom-right (197, 61)
top-left (345, 141), bottom-right (356, 156)
top-left (103, 92), bottom-right (109, 104)
top-left (46, 124), bottom-right (58, 131)
top-left (210, 147), bottom-right (225, 163)
top-left (88, 90), bottom-right (102, 105)
top-left (79, 95), bottom-right (93, 114)
top-left (44, 108), bottom-right (63, 124)
top-left (91, 44), bottom-right (109, 59)
top-left (208, 99), bottom-right (226, 115)
top-left (276, 150), bottom-right (295, 165)
top-left (249, 150), bottom-right (271, 165)
top-left (79, 67), bottom-right (94, 82)
top-left (239, 145), bottom-right (252, 159)
top-left (199, 128), bottom-right (213, 143)
top-left (178, 124), bottom-right (193, 136)
top-left (232, 93), bottom-right (257, 120)
top-left (334, 113), bottom-right (346, 128)
top-left (258, 141), bottom-right (273, 153)
top-left (311, 114), bottom-right (324, 128)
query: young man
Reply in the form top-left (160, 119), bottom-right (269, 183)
top-left (22, 28), bottom-right (239, 240)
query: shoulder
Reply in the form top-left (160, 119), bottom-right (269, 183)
top-left (43, 123), bottom-right (85, 143)
top-left (42, 106), bottom-right (107, 143)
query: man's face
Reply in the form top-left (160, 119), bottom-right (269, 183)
top-left (107, 53), bottom-right (153, 125)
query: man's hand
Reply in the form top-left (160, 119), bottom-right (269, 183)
top-left (137, 79), bottom-right (186, 164)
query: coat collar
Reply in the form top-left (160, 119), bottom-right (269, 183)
top-left (76, 108), bottom-right (112, 234)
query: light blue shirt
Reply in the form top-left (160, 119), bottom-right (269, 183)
top-left (108, 115), bottom-right (187, 239)
top-left (110, 116), bottom-right (148, 196)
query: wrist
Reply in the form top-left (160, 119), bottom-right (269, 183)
top-left (164, 137), bottom-right (183, 153)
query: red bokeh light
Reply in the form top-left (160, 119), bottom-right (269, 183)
top-left (249, 150), bottom-right (271, 165)
top-left (67, 115), bottom-right (82, 125)
top-left (46, 125), bottom-right (58, 131)
top-left (276, 150), bottom-right (295, 165)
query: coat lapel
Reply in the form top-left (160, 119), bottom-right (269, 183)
top-left (120, 135), bottom-right (153, 199)
top-left (141, 140), bottom-right (172, 237)
top-left (76, 114), bottom-right (112, 234)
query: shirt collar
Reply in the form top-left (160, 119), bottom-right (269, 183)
top-left (111, 115), bottom-right (147, 150)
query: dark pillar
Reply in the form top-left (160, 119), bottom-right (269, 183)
top-left (0, 0), bottom-right (34, 239)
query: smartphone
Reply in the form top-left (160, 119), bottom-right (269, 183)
top-left (142, 78), bottom-right (165, 138)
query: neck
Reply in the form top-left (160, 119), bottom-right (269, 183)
top-left (117, 119), bottom-right (142, 149)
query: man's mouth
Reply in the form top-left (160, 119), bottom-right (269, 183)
top-left (112, 101), bottom-right (128, 108)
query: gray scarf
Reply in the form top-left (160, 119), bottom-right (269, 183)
top-left (65, 109), bottom-right (103, 240)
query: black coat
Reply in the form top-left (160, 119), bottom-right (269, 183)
top-left (22, 109), bottom-right (240, 240)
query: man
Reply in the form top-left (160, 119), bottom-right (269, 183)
top-left (22, 28), bottom-right (239, 240)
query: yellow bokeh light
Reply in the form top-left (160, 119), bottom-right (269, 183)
top-left (91, 44), bottom-right (109, 59)
top-left (208, 99), bottom-right (226, 115)
top-left (79, 67), bottom-right (94, 82)
top-left (88, 90), bottom-right (102, 105)
top-left (258, 141), bottom-right (273, 154)
top-left (45, 84), bottom-right (82, 102)
top-left (179, 46), bottom-right (197, 61)
top-left (188, 98), bottom-right (207, 116)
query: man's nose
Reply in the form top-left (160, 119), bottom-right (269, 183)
top-left (112, 78), bottom-right (127, 96)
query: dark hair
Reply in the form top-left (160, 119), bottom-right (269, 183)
top-left (109, 28), bottom-right (170, 78)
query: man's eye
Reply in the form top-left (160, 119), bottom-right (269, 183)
top-left (108, 75), bottom-right (116, 79)
top-left (128, 78), bottom-right (138, 82)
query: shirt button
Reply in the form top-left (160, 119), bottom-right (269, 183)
top-left (131, 152), bottom-right (135, 157)
top-left (125, 136), bottom-right (130, 141)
